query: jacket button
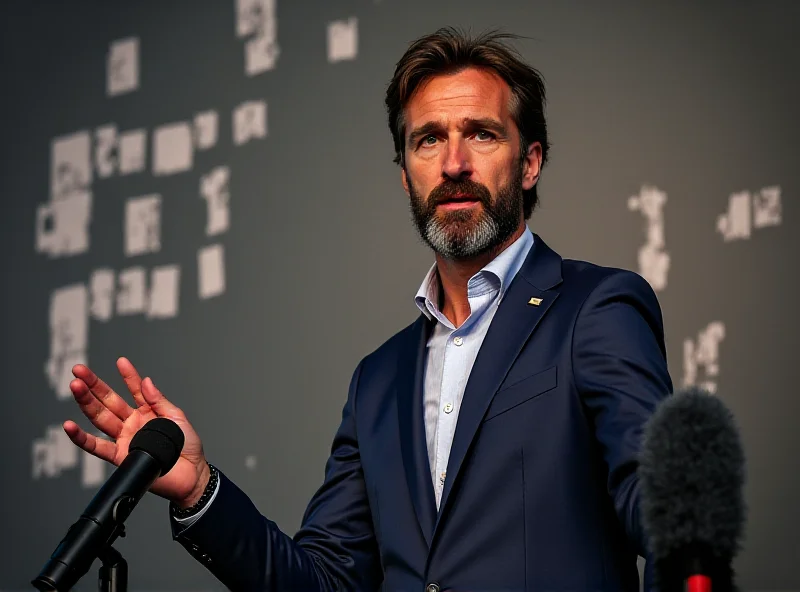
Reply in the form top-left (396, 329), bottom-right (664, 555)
top-left (426, 584), bottom-right (440, 592)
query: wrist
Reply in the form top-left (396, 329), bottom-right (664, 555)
top-left (176, 461), bottom-right (212, 509)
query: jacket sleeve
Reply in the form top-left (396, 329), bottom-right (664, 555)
top-left (170, 359), bottom-right (382, 591)
top-left (571, 269), bottom-right (673, 559)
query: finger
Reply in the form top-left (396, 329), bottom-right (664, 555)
top-left (69, 378), bottom-right (125, 439)
top-left (141, 377), bottom-right (183, 419)
top-left (63, 420), bottom-right (118, 465)
top-left (72, 364), bottom-right (134, 422)
top-left (116, 357), bottom-right (147, 408)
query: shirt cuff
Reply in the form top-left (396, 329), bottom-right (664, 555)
top-left (173, 474), bottom-right (221, 527)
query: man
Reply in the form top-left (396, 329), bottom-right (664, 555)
top-left (64, 27), bottom-right (672, 590)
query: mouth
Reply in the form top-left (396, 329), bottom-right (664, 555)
top-left (436, 195), bottom-right (481, 210)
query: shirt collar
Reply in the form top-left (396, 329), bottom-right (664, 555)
top-left (414, 228), bottom-right (534, 321)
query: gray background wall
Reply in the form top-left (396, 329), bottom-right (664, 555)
top-left (1, 1), bottom-right (797, 589)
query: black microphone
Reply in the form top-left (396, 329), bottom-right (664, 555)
top-left (32, 417), bottom-right (184, 592)
top-left (638, 387), bottom-right (746, 592)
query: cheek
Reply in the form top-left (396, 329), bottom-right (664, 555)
top-left (406, 168), bottom-right (437, 195)
top-left (492, 157), bottom-right (523, 188)
top-left (482, 165), bottom-right (508, 193)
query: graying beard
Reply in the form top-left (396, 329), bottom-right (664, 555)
top-left (424, 215), bottom-right (499, 259)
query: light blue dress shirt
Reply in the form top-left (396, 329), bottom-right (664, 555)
top-left (178, 228), bottom-right (535, 524)
top-left (414, 228), bottom-right (534, 508)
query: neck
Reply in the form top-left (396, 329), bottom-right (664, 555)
top-left (436, 224), bottom-right (526, 328)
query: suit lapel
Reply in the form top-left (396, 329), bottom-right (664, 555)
top-left (396, 314), bottom-right (437, 547)
top-left (433, 234), bottom-right (563, 535)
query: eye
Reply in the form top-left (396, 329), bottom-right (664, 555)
top-left (421, 134), bottom-right (438, 147)
top-left (475, 130), bottom-right (495, 141)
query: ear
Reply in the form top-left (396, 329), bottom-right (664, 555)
top-left (521, 142), bottom-right (542, 191)
top-left (401, 167), bottom-right (410, 196)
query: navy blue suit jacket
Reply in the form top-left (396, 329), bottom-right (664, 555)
top-left (172, 234), bottom-right (673, 591)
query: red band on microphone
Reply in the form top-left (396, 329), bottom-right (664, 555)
top-left (687, 574), bottom-right (712, 592)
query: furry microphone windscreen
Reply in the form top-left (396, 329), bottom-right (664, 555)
top-left (638, 387), bottom-right (747, 590)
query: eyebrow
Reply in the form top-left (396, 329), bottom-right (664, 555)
top-left (406, 117), bottom-right (509, 147)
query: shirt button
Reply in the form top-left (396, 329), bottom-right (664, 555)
top-left (426, 584), bottom-right (440, 592)
top-left (453, 336), bottom-right (463, 346)
top-left (443, 402), bottom-right (453, 413)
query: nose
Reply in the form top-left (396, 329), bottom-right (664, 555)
top-left (441, 137), bottom-right (473, 181)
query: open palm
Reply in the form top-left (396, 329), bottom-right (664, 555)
top-left (64, 357), bottom-right (209, 506)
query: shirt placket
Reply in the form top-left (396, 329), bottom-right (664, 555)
top-left (434, 327), bottom-right (466, 508)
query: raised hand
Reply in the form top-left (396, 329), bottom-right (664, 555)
top-left (64, 357), bottom-right (211, 508)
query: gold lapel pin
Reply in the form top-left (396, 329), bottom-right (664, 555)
top-left (528, 297), bottom-right (543, 306)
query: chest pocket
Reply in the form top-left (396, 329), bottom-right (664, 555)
top-left (483, 365), bottom-right (558, 421)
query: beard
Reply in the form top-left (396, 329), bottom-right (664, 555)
top-left (408, 166), bottom-right (524, 260)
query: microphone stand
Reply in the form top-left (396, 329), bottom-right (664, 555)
top-left (97, 532), bottom-right (127, 592)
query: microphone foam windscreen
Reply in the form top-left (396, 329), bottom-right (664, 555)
top-left (129, 417), bottom-right (185, 475)
top-left (638, 387), bottom-right (746, 564)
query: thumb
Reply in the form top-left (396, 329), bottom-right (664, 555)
top-left (141, 377), bottom-right (181, 417)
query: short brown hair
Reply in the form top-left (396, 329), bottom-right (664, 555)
top-left (385, 27), bottom-right (550, 219)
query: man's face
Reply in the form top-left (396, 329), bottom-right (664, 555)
top-left (401, 67), bottom-right (541, 259)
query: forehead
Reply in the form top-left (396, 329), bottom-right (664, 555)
top-left (404, 67), bottom-right (513, 130)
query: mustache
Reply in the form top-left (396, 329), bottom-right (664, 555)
top-left (427, 179), bottom-right (492, 206)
